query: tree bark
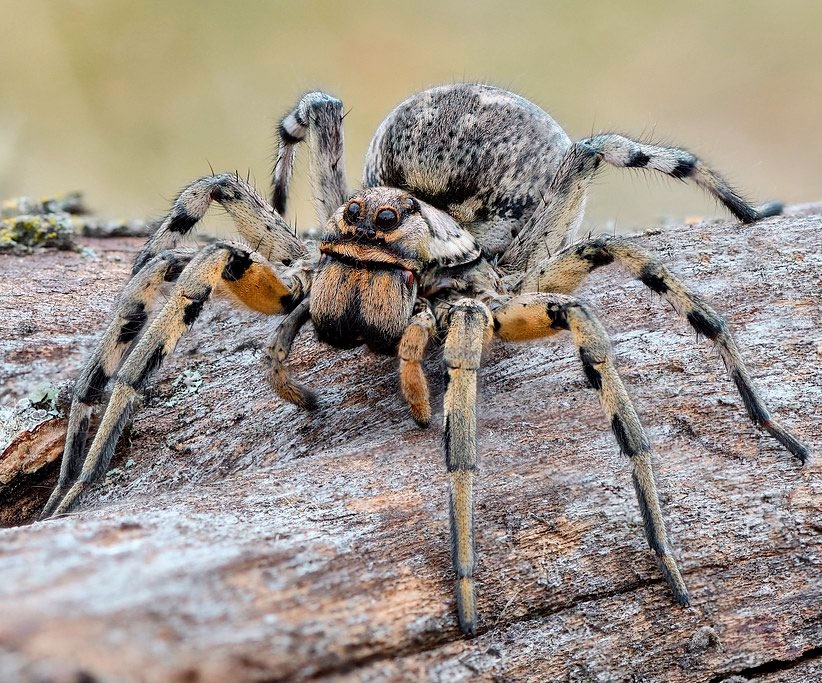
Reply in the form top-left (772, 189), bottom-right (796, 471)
top-left (0, 207), bottom-right (820, 682)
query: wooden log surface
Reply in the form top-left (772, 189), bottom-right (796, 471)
top-left (0, 206), bottom-right (820, 682)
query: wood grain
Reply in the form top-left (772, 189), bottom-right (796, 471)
top-left (0, 207), bottom-right (820, 682)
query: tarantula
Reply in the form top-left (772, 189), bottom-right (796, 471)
top-left (41, 84), bottom-right (809, 636)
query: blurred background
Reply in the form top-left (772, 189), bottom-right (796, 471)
top-left (1, 0), bottom-right (820, 234)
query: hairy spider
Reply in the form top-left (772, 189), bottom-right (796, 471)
top-left (41, 84), bottom-right (809, 636)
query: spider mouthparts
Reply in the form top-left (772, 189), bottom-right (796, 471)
top-left (401, 269), bottom-right (415, 287)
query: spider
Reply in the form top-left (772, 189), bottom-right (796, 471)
top-left (40, 83), bottom-right (809, 636)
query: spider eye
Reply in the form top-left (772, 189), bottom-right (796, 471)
top-left (400, 196), bottom-right (419, 214)
top-left (374, 207), bottom-right (400, 231)
top-left (344, 200), bottom-right (363, 224)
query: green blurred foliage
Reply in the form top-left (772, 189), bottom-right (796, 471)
top-left (1, 0), bottom-right (820, 231)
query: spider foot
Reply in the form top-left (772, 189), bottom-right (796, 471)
top-left (40, 485), bottom-right (69, 520)
top-left (657, 552), bottom-right (691, 607)
top-left (456, 578), bottom-right (478, 637)
top-left (762, 420), bottom-right (810, 465)
top-left (44, 481), bottom-right (88, 519)
top-left (408, 401), bottom-right (431, 428)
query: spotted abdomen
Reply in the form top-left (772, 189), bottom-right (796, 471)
top-left (363, 83), bottom-right (571, 256)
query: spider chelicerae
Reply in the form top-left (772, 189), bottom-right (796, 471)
top-left (41, 83), bottom-right (809, 636)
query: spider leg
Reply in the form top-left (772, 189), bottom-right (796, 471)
top-left (519, 236), bottom-right (809, 462)
top-left (42, 242), bottom-right (304, 519)
top-left (272, 92), bottom-right (349, 222)
top-left (265, 298), bottom-right (317, 409)
top-left (442, 299), bottom-right (494, 635)
top-left (502, 135), bottom-right (781, 272)
top-left (398, 305), bottom-right (437, 427)
top-left (502, 142), bottom-right (601, 270)
top-left (492, 293), bottom-right (690, 606)
top-left (133, 173), bottom-right (308, 274)
top-left (582, 133), bottom-right (780, 223)
top-left (40, 249), bottom-right (195, 519)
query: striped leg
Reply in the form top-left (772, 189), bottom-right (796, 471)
top-left (43, 242), bottom-right (303, 519)
top-left (520, 236), bottom-right (809, 463)
top-left (580, 133), bottom-right (782, 224)
top-left (265, 298), bottom-right (316, 410)
top-left (40, 249), bottom-right (194, 519)
top-left (272, 92), bottom-right (349, 222)
top-left (501, 135), bottom-right (782, 272)
top-left (443, 299), bottom-right (493, 635)
top-left (398, 305), bottom-right (437, 427)
top-left (133, 173), bottom-right (308, 274)
top-left (493, 293), bottom-right (690, 605)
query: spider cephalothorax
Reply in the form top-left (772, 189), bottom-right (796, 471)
top-left (312, 185), bottom-right (485, 352)
top-left (312, 188), bottom-right (422, 352)
top-left (41, 83), bottom-right (809, 637)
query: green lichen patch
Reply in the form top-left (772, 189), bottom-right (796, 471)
top-left (162, 369), bottom-right (204, 408)
top-left (0, 213), bottom-right (77, 253)
top-left (0, 191), bottom-right (154, 254)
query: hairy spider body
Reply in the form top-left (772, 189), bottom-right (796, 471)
top-left (42, 83), bottom-right (808, 637)
top-left (365, 87), bottom-right (571, 257)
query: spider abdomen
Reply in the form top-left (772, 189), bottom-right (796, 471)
top-left (310, 259), bottom-right (417, 354)
top-left (363, 83), bottom-right (571, 256)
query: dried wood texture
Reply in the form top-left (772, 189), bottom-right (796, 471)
top-left (0, 207), bottom-right (820, 682)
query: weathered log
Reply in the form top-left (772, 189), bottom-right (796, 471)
top-left (0, 207), bottom-right (820, 682)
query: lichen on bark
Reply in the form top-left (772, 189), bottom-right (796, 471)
top-left (0, 192), bottom-right (153, 253)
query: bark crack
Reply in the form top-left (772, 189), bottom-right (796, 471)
top-left (708, 645), bottom-right (822, 682)
top-left (305, 544), bottom-right (819, 680)
top-left (303, 579), bottom-right (663, 680)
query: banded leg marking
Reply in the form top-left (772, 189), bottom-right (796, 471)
top-left (581, 133), bottom-right (779, 224)
top-left (133, 173), bottom-right (307, 275)
top-left (272, 92), bottom-right (349, 222)
top-left (443, 299), bottom-right (493, 635)
top-left (399, 306), bottom-right (437, 426)
top-left (44, 243), bottom-right (301, 518)
top-left (502, 133), bottom-right (781, 272)
top-left (40, 249), bottom-right (193, 519)
top-left (215, 245), bottom-right (303, 315)
top-left (520, 235), bottom-right (809, 463)
top-left (493, 294), bottom-right (690, 605)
